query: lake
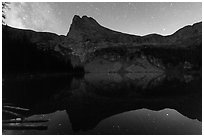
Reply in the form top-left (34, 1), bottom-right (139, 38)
top-left (2, 72), bottom-right (202, 135)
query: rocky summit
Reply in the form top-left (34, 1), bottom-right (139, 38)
top-left (2, 15), bottom-right (202, 74)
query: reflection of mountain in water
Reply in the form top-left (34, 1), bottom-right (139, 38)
top-left (2, 72), bottom-right (202, 133)
top-left (59, 73), bottom-right (201, 132)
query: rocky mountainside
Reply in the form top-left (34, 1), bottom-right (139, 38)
top-left (64, 15), bottom-right (202, 72)
top-left (2, 15), bottom-right (202, 74)
top-left (66, 15), bottom-right (202, 48)
top-left (67, 15), bottom-right (141, 43)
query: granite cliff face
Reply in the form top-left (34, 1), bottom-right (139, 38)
top-left (2, 15), bottom-right (202, 74)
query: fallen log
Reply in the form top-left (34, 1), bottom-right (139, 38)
top-left (3, 106), bottom-right (30, 111)
top-left (2, 110), bottom-right (23, 118)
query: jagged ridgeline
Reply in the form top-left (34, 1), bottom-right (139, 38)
top-left (2, 15), bottom-right (202, 75)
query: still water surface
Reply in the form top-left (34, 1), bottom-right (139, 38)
top-left (2, 72), bottom-right (202, 135)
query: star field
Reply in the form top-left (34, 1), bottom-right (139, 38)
top-left (5, 2), bottom-right (202, 36)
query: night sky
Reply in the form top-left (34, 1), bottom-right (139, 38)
top-left (5, 2), bottom-right (202, 36)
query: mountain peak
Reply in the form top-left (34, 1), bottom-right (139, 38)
top-left (73, 15), bottom-right (81, 21)
top-left (70, 15), bottom-right (99, 28)
top-left (82, 15), bottom-right (89, 19)
top-left (66, 15), bottom-right (101, 41)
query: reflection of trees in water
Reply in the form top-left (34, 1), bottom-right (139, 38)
top-left (83, 72), bottom-right (165, 97)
